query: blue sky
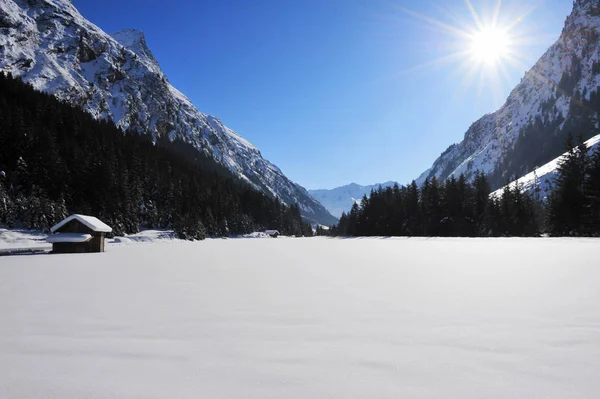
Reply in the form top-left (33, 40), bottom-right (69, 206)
top-left (74, 0), bottom-right (573, 189)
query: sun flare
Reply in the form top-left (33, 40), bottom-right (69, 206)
top-left (469, 27), bottom-right (512, 66)
top-left (398, 0), bottom-right (536, 105)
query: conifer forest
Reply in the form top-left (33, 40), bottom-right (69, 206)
top-left (322, 139), bottom-right (600, 238)
top-left (0, 73), bottom-right (313, 239)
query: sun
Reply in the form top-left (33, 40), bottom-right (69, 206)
top-left (469, 26), bottom-right (512, 66)
top-left (396, 0), bottom-right (535, 105)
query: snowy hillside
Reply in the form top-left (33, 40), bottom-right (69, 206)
top-left (417, 0), bottom-right (600, 190)
top-left (491, 133), bottom-right (600, 199)
top-left (309, 181), bottom-right (397, 218)
top-left (2, 237), bottom-right (600, 398)
top-left (0, 0), bottom-right (336, 225)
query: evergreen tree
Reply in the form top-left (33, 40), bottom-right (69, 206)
top-left (404, 181), bottom-right (421, 235)
top-left (421, 177), bottom-right (442, 236)
top-left (347, 203), bottom-right (359, 236)
top-left (472, 171), bottom-right (491, 234)
top-left (584, 146), bottom-right (600, 235)
top-left (547, 134), bottom-right (588, 236)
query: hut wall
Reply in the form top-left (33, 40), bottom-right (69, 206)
top-left (52, 241), bottom-right (92, 254)
top-left (57, 219), bottom-right (93, 234)
top-left (90, 234), bottom-right (105, 252)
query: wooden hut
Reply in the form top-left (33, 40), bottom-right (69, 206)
top-left (47, 214), bottom-right (112, 253)
top-left (265, 230), bottom-right (280, 238)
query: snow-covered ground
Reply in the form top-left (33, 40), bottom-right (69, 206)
top-left (1, 237), bottom-right (599, 398)
top-left (0, 228), bottom-right (176, 251)
top-left (0, 228), bottom-right (50, 250)
top-left (0, 228), bottom-right (275, 251)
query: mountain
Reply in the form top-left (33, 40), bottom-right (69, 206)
top-left (309, 181), bottom-right (398, 219)
top-left (491, 133), bottom-right (600, 199)
top-left (0, 0), bottom-right (337, 226)
top-left (416, 0), bottom-right (600, 190)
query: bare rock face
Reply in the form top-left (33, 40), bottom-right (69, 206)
top-left (416, 0), bottom-right (600, 190)
top-left (0, 0), bottom-right (337, 225)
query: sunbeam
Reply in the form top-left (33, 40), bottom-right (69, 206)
top-left (399, 0), bottom-right (541, 105)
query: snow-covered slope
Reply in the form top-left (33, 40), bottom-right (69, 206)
top-left (491, 133), bottom-right (600, 199)
top-left (0, 0), bottom-right (336, 225)
top-left (417, 0), bottom-right (600, 190)
top-left (309, 181), bottom-right (398, 218)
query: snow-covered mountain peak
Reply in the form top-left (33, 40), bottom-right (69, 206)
top-left (112, 29), bottom-right (146, 48)
top-left (112, 29), bottom-right (160, 74)
top-left (0, 0), bottom-right (338, 225)
top-left (572, 0), bottom-right (600, 16)
top-left (309, 181), bottom-right (399, 218)
top-left (562, 0), bottom-right (600, 40)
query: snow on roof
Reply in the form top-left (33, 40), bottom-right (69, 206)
top-left (46, 233), bottom-right (92, 243)
top-left (50, 214), bottom-right (112, 233)
top-left (265, 230), bottom-right (280, 234)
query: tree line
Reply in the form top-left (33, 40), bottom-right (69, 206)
top-left (324, 136), bottom-right (600, 238)
top-left (0, 72), bottom-right (313, 239)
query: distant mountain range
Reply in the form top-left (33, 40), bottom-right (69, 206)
top-left (416, 0), bottom-right (600, 192)
top-left (0, 0), bottom-right (337, 226)
top-left (309, 182), bottom-right (398, 219)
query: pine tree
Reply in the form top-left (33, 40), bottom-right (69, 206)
top-left (456, 174), bottom-right (475, 236)
top-left (482, 196), bottom-right (502, 237)
top-left (404, 181), bottom-right (421, 235)
top-left (421, 177), bottom-right (441, 236)
top-left (347, 203), bottom-right (359, 236)
top-left (472, 171), bottom-right (490, 235)
top-left (440, 176), bottom-right (460, 236)
top-left (584, 146), bottom-right (600, 235)
top-left (547, 134), bottom-right (588, 236)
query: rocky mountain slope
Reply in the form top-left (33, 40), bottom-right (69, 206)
top-left (309, 181), bottom-right (398, 218)
top-left (0, 0), bottom-right (337, 225)
top-left (417, 0), bottom-right (600, 190)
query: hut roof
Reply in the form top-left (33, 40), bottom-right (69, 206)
top-left (46, 233), bottom-right (92, 243)
top-left (50, 214), bottom-right (112, 233)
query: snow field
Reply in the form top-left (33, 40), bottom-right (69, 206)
top-left (1, 237), bottom-right (599, 398)
top-left (0, 228), bottom-right (50, 250)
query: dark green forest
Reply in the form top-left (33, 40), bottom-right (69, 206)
top-left (323, 137), bottom-right (600, 238)
top-left (0, 72), bottom-right (313, 239)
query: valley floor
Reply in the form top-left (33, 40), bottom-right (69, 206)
top-left (1, 237), bottom-right (599, 398)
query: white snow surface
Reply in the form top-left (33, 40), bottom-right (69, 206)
top-left (109, 229), bottom-right (179, 244)
top-left (0, 228), bottom-right (49, 249)
top-left (46, 233), bottom-right (91, 243)
top-left (1, 237), bottom-right (600, 398)
top-left (51, 214), bottom-right (113, 233)
top-left (492, 133), bottom-right (600, 199)
top-left (0, 228), bottom-right (279, 250)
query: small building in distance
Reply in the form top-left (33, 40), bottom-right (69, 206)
top-left (265, 230), bottom-right (280, 238)
top-left (47, 214), bottom-right (112, 253)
